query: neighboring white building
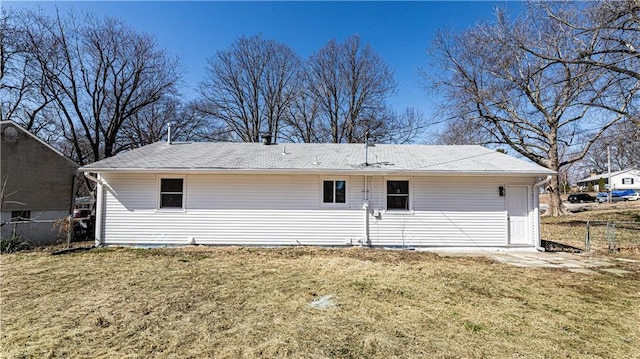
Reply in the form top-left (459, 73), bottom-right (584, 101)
top-left (80, 142), bottom-right (554, 249)
top-left (576, 169), bottom-right (640, 191)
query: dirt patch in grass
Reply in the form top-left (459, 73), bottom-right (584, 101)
top-left (1, 247), bottom-right (638, 358)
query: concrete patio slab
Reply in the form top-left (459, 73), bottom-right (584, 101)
top-left (437, 250), bottom-right (630, 274)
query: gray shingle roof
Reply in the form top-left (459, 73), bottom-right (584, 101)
top-left (80, 141), bottom-right (554, 175)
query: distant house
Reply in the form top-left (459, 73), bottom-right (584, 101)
top-left (576, 169), bottom-right (640, 191)
top-left (80, 141), bottom-right (554, 249)
top-left (1, 121), bottom-right (79, 244)
top-left (75, 196), bottom-right (95, 211)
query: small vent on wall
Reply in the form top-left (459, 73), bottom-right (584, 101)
top-left (3, 126), bottom-right (18, 142)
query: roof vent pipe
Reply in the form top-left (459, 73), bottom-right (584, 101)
top-left (364, 132), bottom-right (370, 166)
top-left (167, 122), bottom-right (172, 145)
top-left (261, 133), bottom-right (272, 145)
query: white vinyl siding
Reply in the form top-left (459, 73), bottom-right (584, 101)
top-left (101, 174), bottom-right (364, 245)
top-left (612, 170), bottom-right (640, 190)
top-left (365, 176), bottom-right (537, 247)
top-left (98, 173), bottom-right (540, 248)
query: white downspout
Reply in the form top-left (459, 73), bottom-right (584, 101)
top-left (84, 172), bottom-right (104, 247)
top-left (362, 175), bottom-right (369, 246)
top-left (534, 175), bottom-right (552, 251)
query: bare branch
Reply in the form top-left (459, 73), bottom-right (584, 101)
top-left (425, 2), bottom-right (635, 216)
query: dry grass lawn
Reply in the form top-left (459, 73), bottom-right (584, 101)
top-left (1, 246), bottom-right (639, 358)
top-left (541, 201), bottom-right (640, 253)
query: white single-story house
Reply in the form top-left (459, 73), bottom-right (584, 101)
top-left (79, 141), bottom-right (554, 249)
top-left (576, 168), bottom-right (640, 191)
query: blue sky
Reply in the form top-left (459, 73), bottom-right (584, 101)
top-left (7, 1), bottom-right (517, 124)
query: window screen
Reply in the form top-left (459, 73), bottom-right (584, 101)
top-left (160, 178), bottom-right (183, 208)
top-left (387, 180), bottom-right (409, 210)
top-left (323, 180), bottom-right (346, 204)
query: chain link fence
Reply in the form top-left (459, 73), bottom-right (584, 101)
top-left (542, 220), bottom-right (640, 254)
top-left (0, 215), bottom-right (93, 250)
top-left (585, 221), bottom-right (640, 253)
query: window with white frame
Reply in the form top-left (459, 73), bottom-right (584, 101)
top-left (159, 178), bottom-right (184, 208)
top-left (387, 180), bottom-right (409, 210)
top-left (323, 180), bottom-right (346, 204)
top-left (622, 178), bottom-right (634, 185)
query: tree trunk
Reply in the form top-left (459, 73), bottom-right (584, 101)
top-left (545, 174), bottom-right (568, 216)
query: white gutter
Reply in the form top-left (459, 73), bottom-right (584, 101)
top-left (78, 167), bottom-right (555, 177)
top-left (84, 172), bottom-right (116, 193)
top-left (534, 175), bottom-right (552, 188)
top-left (84, 172), bottom-right (101, 185)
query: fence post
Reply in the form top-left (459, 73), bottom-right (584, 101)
top-left (606, 221), bottom-right (611, 253)
top-left (66, 215), bottom-right (73, 249)
top-left (585, 220), bottom-right (590, 252)
top-left (605, 221), bottom-right (618, 253)
top-left (611, 222), bottom-right (617, 253)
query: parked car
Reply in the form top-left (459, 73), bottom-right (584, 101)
top-left (73, 216), bottom-right (95, 240)
top-left (73, 209), bottom-right (92, 218)
top-left (596, 191), bottom-right (628, 203)
top-left (73, 209), bottom-right (95, 240)
top-left (622, 190), bottom-right (639, 201)
top-left (567, 193), bottom-right (597, 203)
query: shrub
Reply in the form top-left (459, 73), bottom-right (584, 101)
top-left (0, 234), bottom-right (30, 253)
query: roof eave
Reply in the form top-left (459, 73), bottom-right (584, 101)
top-left (80, 167), bottom-right (555, 177)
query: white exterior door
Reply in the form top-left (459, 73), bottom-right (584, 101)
top-left (506, 186), bottom-right (529, 245)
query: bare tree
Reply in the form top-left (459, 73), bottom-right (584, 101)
top-left (198, 34), bottom-right (416, 145)
top-left (307, 35), bottom-right (398, 143)
top-left (530, 1), bottom-right (640, 128)
top-left (117, 97), bottom-right (219, 151)
top-left (532, 1), bottom-right (640, 187)
top-left (375, 107), bottom-right (427, 144)
top-left (19, 10), bottom-right (180, 165)
top-left (432, 116), bottom-right (492, 145)
top-left (427, 6), bottom-right (634, 216)
top-left (197, 35), bottom-right (301, 143)
top-left (0, 8), bottom-right (57, 138)
top-left (541, 1), bottom-right (640, 81)
top-left (280, 73), bottom-right (322, 143)
top-left (579, 120), bottom-right (640, 173)
top-left (341, 35), bottom-right (397, 142)
top-left (305, 39), bottom-right (342, 143)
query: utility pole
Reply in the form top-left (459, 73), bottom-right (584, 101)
top-left (607, 145), bottom-right (611, 204)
